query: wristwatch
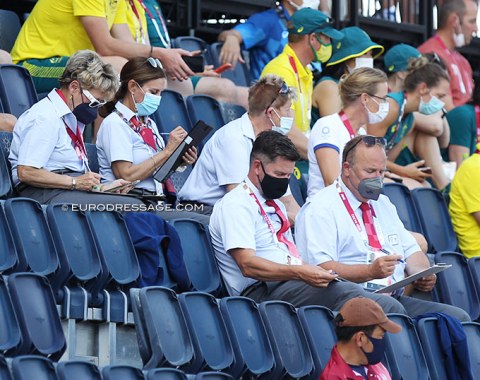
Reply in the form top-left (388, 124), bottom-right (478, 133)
top-left (71, 178), bottom-right (76, 190)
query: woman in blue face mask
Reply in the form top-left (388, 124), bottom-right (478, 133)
top-left (97, 56), bottom-right (197, 202)
top-left (368, 55), bottom-right (452, 192)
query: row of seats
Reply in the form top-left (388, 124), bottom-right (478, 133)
top-left (131, 286), bottom-right (480, 380)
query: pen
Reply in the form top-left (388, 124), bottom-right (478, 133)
top-left (380, 248), bottom-right (405, 263)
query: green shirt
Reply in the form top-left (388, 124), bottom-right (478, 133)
top-left (446, 104), bottom-right (477, 159)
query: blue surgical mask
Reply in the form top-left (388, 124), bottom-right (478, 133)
top-left (419, 94), bottom-right (444, 115)
top-left (134, 83), bottom-right (162, 116)
top-left (361, 335), bottom-right (386, 365)
top-left (270, 109), bottom-right (294, 135)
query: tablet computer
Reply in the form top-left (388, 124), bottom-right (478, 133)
top-left (153, 120), bottom-right (213, 182)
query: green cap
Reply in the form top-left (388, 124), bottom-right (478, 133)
top-left (288, 8), bottom-right (344, 40)
top-left (326, 26), bottom-right (384, 66)
top-left (384, 43), bottom-right (421, 73)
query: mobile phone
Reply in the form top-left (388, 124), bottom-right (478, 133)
top-left (104, 180), bottom-right (140, 193)
top-left (182, 55), bottom-right (205, 73)
top-left (420, 167), bottom-right (432, 174)
top-left (214, 63), bottom-right (233, 74)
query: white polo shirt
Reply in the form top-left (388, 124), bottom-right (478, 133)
top-left (178, 112), bottom-right (254, 205)
top-left (210, 177), bottom-right (295, 296)
top-left (9, 89), bottom-right (86, 185)
top-left (97, 101), bottom-right (164, 193)
top-left (295, 178), bottom-right (419, 285)
top-left (307, 113), bottom-right (365, 200)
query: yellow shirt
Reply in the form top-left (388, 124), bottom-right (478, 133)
top-left (449, 153), bottom-right (480, 258)
top-left (125, 0), bottom-right (148, 44)
top-left (11, 0), bottom-right (127, 63)
top-left (261, 44), bottom-right (313, 135)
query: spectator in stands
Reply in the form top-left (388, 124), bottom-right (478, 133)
top-left (312, 26), bottom-right (384, 124)
top-left (320, 297), bottom-right (401, 380)
top-left (368, 56), bottom-right (451, 191)
top-left (97, 56), bottom-right (196, 201)
top-left (446, 77), bottom-right (480, 168)
top-left (178, 74), bottom-right (301, 222)
top-left (383, 43), bottom-right (421, 93)
top-left (295, 135), bottom-right (470, 321)
top-left (0, 49), bottom-right (17, 132)
top-left (449, 144), bottom-right (480, 258)
top-left (308, 67), bottom-right (387, 199)
top-left (418, 0), bottom-right (477, 109)
top-left (8, 50), bottom-right (143, 206)
top-left (261, 7), bottom-right (344, 141)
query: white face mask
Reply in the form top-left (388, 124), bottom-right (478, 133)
top-left (270, 109), bottom-right (294, 135)
top-left (366, 98), bottom-right (389, 123)
top-left (288, 0), bottom-right (320, 10)
top-left (355, 57), bottom-right (374, 70)
top-left (453, 32), bottom-right (465, 48)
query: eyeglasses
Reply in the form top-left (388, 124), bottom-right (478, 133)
top-left (265, 81), bottom-right (289, 112)
top-left (82, 89), bottom-right (106, 108)
top-left (145, 57), bottom-right (163, 70)
top-left (343, 135), bottom-right (386, 161)
top-left (368, 94), bottom-right (388, 104)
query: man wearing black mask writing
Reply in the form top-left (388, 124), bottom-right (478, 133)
top-left (295, 135), bottom-right (469, 321)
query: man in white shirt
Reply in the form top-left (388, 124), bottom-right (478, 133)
top-left (295, 135), bottom-right (470, 321)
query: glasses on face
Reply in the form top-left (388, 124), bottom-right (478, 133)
top-left (82, 89), bottom-right (106, 108)
top-left (145, 57), bottom-right (164, 70)
top-left (368, 94), bottom-right (388, 104)
top-left (265, 81), bottom-right (289, 112)
top-left (343, 135), bottom-right (387, 161)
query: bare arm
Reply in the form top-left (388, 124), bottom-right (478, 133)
top-left (218, 30), bottom-right (245, 67)
top-left (17, 166), bottom-right (101, 191)
top-left (473, 211), bottom-right (480, 226)
top-left (315, 148), bottom-right (340, 187)
top-left (448, 144), bottom-right (469, 169)
top-left (312, 80), bottom-right (342, 117)
top-left (287, 126), bottom-right (308, 160)
top-left (412, 111), bottom-right (444, 137)
top-left (279, 193), bottom-right (300, 226)
top-left (0, 113), bottom-right (16, 132)
top-left (407, 250), bottom-right (436, 292)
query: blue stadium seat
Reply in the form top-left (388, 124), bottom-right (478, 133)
top-left (258, 300), bottom-right (314, 379)
top-left (56, 360), bottom-right (102, 380)
top-left (297, 305), bottom-right (337, 378)
top-left (137, 286), bottom-right (195, 370)
top-left (219, 102), bottom-right (246, 124)
top-left (152, 89), bottom-right (192, 134)
top-left (210, 42), bottom-right (251, 87)
top-left (382, 182), bottom-right (423, 233)
top-left (0, 64), bottom-right (38, 117)
top-left (102, 364), bottom-right (145, 380)
top-left (178, 292), bottom-right (235, 373)
top-left (7, 273), bottom-right (66, 360)
top-left (130, 288), bottom-right (154, 368)
top-left (3, 198), bottom-right (59, 275)
top-left (0, 10), bottom-right (21, 52)
top-left (169, 219), bottom-right (223, 295)
top-left (146, 368), bottom-right (188, 380)
top-left (85, 210), bottom-right (141, 322)
top-left (0, 355), bottom-right (12, 380)
top-left (0, 204), bottom-right (19, 272)
top-left (169, 165), bottom-right (193, 194)
top-left (186, 95), bottom-right (225, 145)
top-left (468, 256), bottom-right (480, 303)
top-left (462, 322), bottom-right (480, 379)
top-left (171, 37), bottom-right (213, 64)
top-left (219, 296), bottom-right (275, 378)
top-left (194, 373), bottom-right (234, 380)
top-left (0, 275), bottom-right (22, 355)
top-left (11, 355), bottom-right (58, 380)
top-left (0, 131), bottom-right (12, 157)
top-left (85, 143), bottom-right (99, 173)
top-left (384, 314), bottom-right (430, 380)
top-left (0, 147), bottom-right (12, 198)
top-left (434, 251), bottom-right (480, 321)
top-left (411, 188), bottom-right (457, 252)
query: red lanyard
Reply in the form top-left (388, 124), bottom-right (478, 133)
top-left (137, 0), bottom-right (171, 48)
top-left (339, 111), bottom-right (355, 139)
top-left (475, 105), bottom-right (480, 153)
top-left (337, 183), bottom-right (363, 234)
top-left (288, 56), bottom-right (302, 94)
top-left (114, 109), bottom-right (158, 152)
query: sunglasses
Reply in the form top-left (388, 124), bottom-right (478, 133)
top-left (145, 57), bottom-right (163, 70)
top-left (368, 94), bottom-right (388, 104)
top-left (343, 135), bottom-right (386, 161)
top-left (265, 81), bottom-right (289, 112)
top-left (82, 89), bottom-right (106, 108)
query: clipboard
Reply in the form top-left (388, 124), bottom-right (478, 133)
top-left (373, 264), bottom-right (452, 293)
top-left (153, 120), bottom-right (213, 182)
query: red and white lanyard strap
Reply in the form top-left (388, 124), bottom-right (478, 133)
top-left (138, 0), bottom-right (171, 48)
top-left (339, 110), bottom-right (355, 139)
top-left (288, 55), bottom-right (302, 94)
top-left (474, 105), bottom-right (480, 153)
top-left (336, 182), bottom-right (363, 234)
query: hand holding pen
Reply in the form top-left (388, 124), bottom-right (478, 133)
top-left (380, 248), bottom-right (405, 263)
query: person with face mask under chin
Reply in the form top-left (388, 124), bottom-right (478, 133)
top-left (311, 26), bottom-right (384, 125)
top-left (419, 0), bottom-right (477, 109)
top-left (320, 297), bottom-right (402, 380)
top-left (9, 50), bottom-right (144, 206)
top-left (295, 135), bottom-right (470, 322)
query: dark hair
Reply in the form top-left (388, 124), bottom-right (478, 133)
top-left (250, 130), bottom-right (300, 164)
top-left (334, 311), bottom-right (376, 342)
top-left (438, 0), bottom-right (467, 29)
top-left (403, 56), bottom-right (449, 93)
top-left (99, 56), bottom-right (166, 117)
top-left (320, 61), bottom-right (349, 81)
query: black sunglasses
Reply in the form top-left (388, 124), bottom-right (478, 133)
top-left (343, 135), bottom-right (387, 161)
top-left (265, 81), bottom-right (289, 112)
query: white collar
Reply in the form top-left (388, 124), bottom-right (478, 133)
top-left (338, 177), bottom-right (364, 211)
top-left (47, 89), bottom-right (74, 119)
top-left (115, 100), bottom-right (137, 121)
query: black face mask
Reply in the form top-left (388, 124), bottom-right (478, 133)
top-left (258, 162), bottom-right (289, 200)
top-left (72, 102), bottom-right (98, 125)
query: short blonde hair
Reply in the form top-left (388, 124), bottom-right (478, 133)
top-left (338, 67), bottom-right (387, 107)
top-left (248, 74), bottom-right (297, 116)
top-left (59, 50), bottom-right (119, 101)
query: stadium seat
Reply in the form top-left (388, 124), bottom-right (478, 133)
top-left (289, 173), bottom-right (307, 207)
top-left (186, 95), bottom-right (225, 145)
top-left (178, 291), bottom-right (235, 373)
top-left (85, 210), bottom-right (141, 322)
top-left (169, 165), bottom-right (193, 194)
top-left (0, 355), bottom-right (12, 380)
top-left (146, 368), bottom-right (188, 380)
top-left (85, 143), bottom-right (99, 173)
top-left (0, 148), bottom-right (12, 198)
top-left (0, 64), bottom-right (38, 117)
top-left (0, 10), bottom-right (21, 52)
top-left (11, 355), bottom-right (58, 380)
top-left (219, 296), bottom-right (275, 378)
top-left (0, 275), bottom-right (22, 355)
top-left (210, 42), bottom-right (251, 87)
top-left (171, 37), bottom-right (213, 64)
top-left (56, 360), bottom-right (102, 380)
top-left (297, 305), bottom-right (337, 378)
top-left (137, 286), bottom-right (195, 370)
top-left (382, 182), bottom-right (423, 233)
top-left (130, 288), bottom-right (155, 368)
top-left (0, 131), bottom-right (12, 156)
top-left (434, 251), bottom-right (480, 321)
top-left (383, 313), bottom-right (430, 380)
top-left (3, 198), bottom-right (59, 275)
top-left (152, 89), bottom-right (192, 134)
top-left (169, 219), bottom-right (223, 295)
top-left (411, 187), bottom-right (457, 252)
top-left (462, 322), bottom-right (480, 379)
top-left (258, 300), bottom-right (314, 379)
top-left (468, 256), bottom-right (480, 303)
top-left (0, 204), bottom-right (18, 272)
top-left (194, 373), bottom-right (234, 380)
top-left (102, 364), bottom-right (145, 380)
top-left (219, 101), bottom-right (246, 124)
top-left (7, 273), bottom-right (66, 360)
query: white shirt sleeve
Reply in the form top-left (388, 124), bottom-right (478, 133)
top-left (213, 137), bottom-right (251, 186)
top-left (100, 115), bottom-right (134, 164)
top-left (310, 115), bottom-right (342, 154)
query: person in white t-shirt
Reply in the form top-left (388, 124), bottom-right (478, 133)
top-left (307, 67), bottom-right (387, 199)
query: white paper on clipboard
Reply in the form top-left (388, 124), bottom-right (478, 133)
top-left (373, 264), bottom-right (452, 293)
